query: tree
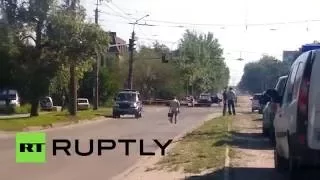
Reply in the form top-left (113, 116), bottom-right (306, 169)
top-left (47, 3), bottom-right (109, 115)
top-left (1, 0), bottom-right (61, 116)
top-left (176, 30), bottom-right (229, 95)
top-left (238, 55), bottom-right (290, 93)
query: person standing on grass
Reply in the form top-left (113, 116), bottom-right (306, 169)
top-left (222, 87), bottom-right (228, 116)
top-left (169, 96), bottom-right (180, 124)
top-left (227, 87), bottom-right (236, 115)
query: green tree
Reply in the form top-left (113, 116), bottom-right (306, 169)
top-left (238, 55), bottom-right (290, 93)
top-left (176, 30), bottom-right (229, 95)
top-left (1, 0), bottom-right (61, 116)
top-left (47, 2), bottom-right (109, 115)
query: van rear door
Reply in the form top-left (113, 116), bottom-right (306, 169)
top-left (308, 51), bottom-right (320, 149)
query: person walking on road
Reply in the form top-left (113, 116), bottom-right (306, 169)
top-left (222, 87), bottom-right (228, 116)
top-left (168, 96), bottom-right (180, 124)
top-left (227, 87), bottom-right (236, 115)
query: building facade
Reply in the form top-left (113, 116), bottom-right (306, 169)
top-left (101, 32), bottom-right (128, 67)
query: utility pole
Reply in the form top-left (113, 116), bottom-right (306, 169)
top-left (127, 31), bottom-right (135, 89)
top-left (127, 14), bottom-right (149, 89)
top-left (93, 0), bottom-right (101, 110)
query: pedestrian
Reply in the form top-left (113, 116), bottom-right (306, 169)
top-left (61, 94), bottom-right (66, 112)
top-left (168, 96), bottom-right (180, 124)
top-left (227, 87), bottom-right (236, 115)
top-left (222, 87), bottom-right (228, 116)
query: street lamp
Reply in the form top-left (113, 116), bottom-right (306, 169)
top-left (127, 14), bottom-right (150, 89)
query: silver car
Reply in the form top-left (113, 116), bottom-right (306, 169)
top-left (262, 75), bottom-right (288, 139)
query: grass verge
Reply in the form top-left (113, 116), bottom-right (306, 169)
top-left (156, 115), bottom-right (232, 174)
top-left (0, 108), bottom-right (112, 131)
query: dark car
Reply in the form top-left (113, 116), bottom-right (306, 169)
top-left (196, 93), bottom-right (212, 107)
top-left (112, 89), bottom-right (143, 119)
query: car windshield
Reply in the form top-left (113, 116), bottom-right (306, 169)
top-left (116, 93), bottom-right (136, 101)
top-left (77, 99), bottom-right (88, 103)
top-left (41, 98), bottom-right (51, 103)
top-left (200, 95), bottom-right (209, 99)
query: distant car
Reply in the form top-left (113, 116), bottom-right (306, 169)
top-left (211, 94), bottom-right (222, 104)
top-left (251, 93), bottom-right (262, 112)
top-left (262, 75), bottom-right (288, 138)
top-left (196, 93), bottom-right (212, 107)
top-left (0, 89), bottom-right (20, 110)
top-left (187, 96), bottom-right (196, 107)
top-left (40, 96), bottom-right (54, 111)
top-left (77, 98), bottom-right (90, 110)
top-left (112, 89), bottom-right (142, 118)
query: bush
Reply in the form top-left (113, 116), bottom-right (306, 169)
top-left (15, 104), bottom-right (31, 114)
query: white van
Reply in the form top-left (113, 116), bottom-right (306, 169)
top-left (272, 49), bottom-right (320, 175)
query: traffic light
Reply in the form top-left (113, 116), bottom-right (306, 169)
top-left (129, 38), bottom-right (136, 51)
top-left (162, 54), bottom-right (168, 63)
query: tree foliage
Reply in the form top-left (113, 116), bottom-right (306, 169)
top-left (238, 55), bottom-right (290, 93)
top-left (176, 30), bottom-right (229, 94)
top-left (0, 0), bottom-right (108, 116)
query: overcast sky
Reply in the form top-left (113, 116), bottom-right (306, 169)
top-left (81, 0), bottom-right (320, 86)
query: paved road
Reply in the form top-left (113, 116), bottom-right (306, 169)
top-left (0, 106), bottom-right (220, 180)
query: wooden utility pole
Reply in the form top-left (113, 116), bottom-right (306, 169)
top-left (93, 0), bottom-right (101, 110)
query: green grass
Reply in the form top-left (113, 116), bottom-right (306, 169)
top-left (156, 116), bottom-right (232, 174)
top-left (0, 108), bottom-right (112, 131)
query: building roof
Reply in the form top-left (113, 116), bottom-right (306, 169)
top-left (108, 32), bottom-right (127, 54)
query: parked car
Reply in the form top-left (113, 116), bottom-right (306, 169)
top-left (211, 94), bottom-right (222, 104)
top-left (112, 89), bottom-right (143, 118)
top-left (259, 91), bottom-right (271, 114)
top-left (262, 75), bottom-right (288, 138)
top-left (196, 93), bottom-right (212, 107)
top-left (251, 93), bottom-right (262, 112)
top-left (187, 96), bottom-right (196, 107)
top-left (272, 49), bottom-right (320, 175)
top-left (40, 96), bottom-right (54, 111)
top-left (77, 98), bottom-right (90, 110)
top-left (0, 89), bottom-right (20, 112)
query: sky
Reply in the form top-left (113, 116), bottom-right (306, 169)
top-left (82, 0), bottom-right (320, 86)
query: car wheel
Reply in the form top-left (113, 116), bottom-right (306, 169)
top-left (262, 127), bottom-right (269, 136)
top-left (274, 149), bottom-right (289, 172)
top-left (112, 113), bottom-right (118, 118)
top-left (135, 112), bottom-right (141, 119)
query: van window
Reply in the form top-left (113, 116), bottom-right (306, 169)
top-left (283, 63), bottom-right (299, 105)
top-left (276, 77), bottom-right (288, 96)
top-left (292, 62), bottom-right (305, 100)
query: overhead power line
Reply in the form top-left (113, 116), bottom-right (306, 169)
top-left (99, 11), bottom-right (320, 28)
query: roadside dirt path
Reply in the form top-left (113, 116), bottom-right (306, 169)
top-left (229, 96), bottom-right (320, 180)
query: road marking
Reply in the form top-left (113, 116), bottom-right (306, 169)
top-left (224, 121), bottom-right (231, 180)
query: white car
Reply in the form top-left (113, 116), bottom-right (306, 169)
top-left (272, 49), bottom-right (320, 176)
top-left (77, 98), bottom-right (90, 110)
top-left (251, 93), bottom-right (262, 113)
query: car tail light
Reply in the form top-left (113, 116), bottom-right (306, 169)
top-left (296, 52), bottom-right (314, 144)
top-left (298, 134), bottom-right (306, 144)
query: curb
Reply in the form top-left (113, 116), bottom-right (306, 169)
top-left (110, 113), bottom-right (221, 180)
top-left (224, 121), bottom-right (231, 180)
top-left (0, 116), bottom-right (111, 139)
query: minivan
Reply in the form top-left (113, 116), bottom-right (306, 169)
top-left (271, 49), bottom-right (320, 175)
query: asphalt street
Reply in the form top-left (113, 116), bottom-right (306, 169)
top-left (0, 105), bottom-right (220, 180)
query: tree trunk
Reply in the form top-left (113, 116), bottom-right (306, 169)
top-left (30, 98), bottom-right (39, 117)
top-left (69, 61), bottom-right (77, 116)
